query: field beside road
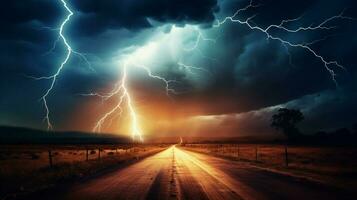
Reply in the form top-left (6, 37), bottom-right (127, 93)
top-left (181, 144), bottom-right (357, 191)
top-left (0, 144), bottom-right (168, 199)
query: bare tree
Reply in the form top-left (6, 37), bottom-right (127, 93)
top-left (271, 108), bottom-right (304, 140)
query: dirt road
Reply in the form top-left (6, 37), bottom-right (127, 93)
top-left (39, 146), bottom-right (352, 200)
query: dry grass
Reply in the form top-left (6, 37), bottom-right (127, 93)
top-left (0, 144), bottom-right (168, 199)
top-left (181, 144), bottom-right (357, 190)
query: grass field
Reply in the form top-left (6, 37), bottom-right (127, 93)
top-left (0, 144), bottom-right (168, 199)
top-left (181, 144), bottom-right (357, 191)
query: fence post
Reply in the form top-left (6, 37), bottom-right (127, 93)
top-left (48, 150), bottom-right (53, 168)
top-left (86, 149), bottom-right (89, 161)
top-left (237, 144), bottom-right (240, 160)
top-left (98, 148), bottom-right (101, 160)
top-left (255, 146), bottom-right (258, 162)
top-left (284, 145), bottom-right (289, 167)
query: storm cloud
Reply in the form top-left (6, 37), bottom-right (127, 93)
top-left (1, 0), bottom-right (356, 136)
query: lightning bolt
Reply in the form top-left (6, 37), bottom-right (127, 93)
top-left (176, 28), bottom-right (217, 78)
top-left (29, 0), bottom-right (96, 130)
top-left (183, 28), bottom-right (219, 62)
top-left (91, 59), bottom-right (181, 141)
top-left (133, 64), bottom-right (179, 96)
top-left (177, 62), bottom-right (210, 76)
top-left (33, 0), bottom-right (181, 140)
top-left (29, 0), bottom-right (74, 130)
top-left (93, 61), bottom-right (143, 141)
top-left (184, 29), bottom-right (217, 52)
top-left (214, 0), bottom-right (355, 86)
top-left (88, 28), bottom-right (217, 139)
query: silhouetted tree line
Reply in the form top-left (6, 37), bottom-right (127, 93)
top-left (0, 126), bottom-right (130, 144)
top-left (271, 108), bottom-right (357, 146)
top-left (311, 127), bottom-right (357, 146)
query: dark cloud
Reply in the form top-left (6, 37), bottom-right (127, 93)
top-left (172, 0), bottom-right (357, 113)
top-left (0, 0), bottom-right (219, 130)
top-left (0, 0), bottom-right (356, 135)
top-left (0, 1), bottom-right (62, 41)
top-left (70, 0), bottom-right (218, 36)
top-left (286, 87), bottom-right (357, 132)
top-left (1, 0), bottom-right (219, 39)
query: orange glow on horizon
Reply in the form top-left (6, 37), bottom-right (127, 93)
top-left (65, 81), bottom-right (249, 138)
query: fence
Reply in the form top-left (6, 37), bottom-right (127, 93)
top-left (45, 146), bottom-right (131, 168)
top-left (180, 144), bottom-right (357, 171)
top-left (0, 144), bottom-right (167, 170)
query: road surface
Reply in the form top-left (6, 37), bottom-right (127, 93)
top-left (43, 146), bottom-right (351, 200)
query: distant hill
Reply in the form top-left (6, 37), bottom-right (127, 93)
top-left (0, 126), bottom-right (130, 144)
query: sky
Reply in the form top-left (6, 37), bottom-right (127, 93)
top-left (0, 0), bottom-right (356, 139)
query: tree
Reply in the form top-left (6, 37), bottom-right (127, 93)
top-left (271, 108), bottom-right (304, 139)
